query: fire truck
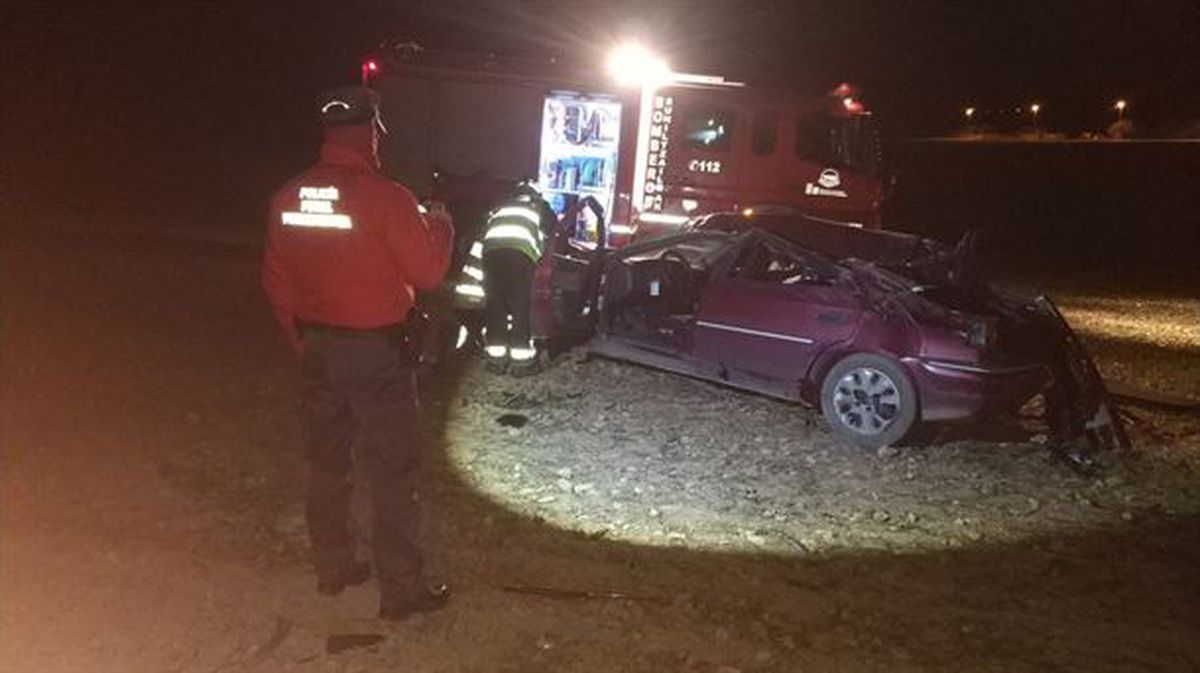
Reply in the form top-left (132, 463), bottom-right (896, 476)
top-left (362, 41), bottom-right (885, 246)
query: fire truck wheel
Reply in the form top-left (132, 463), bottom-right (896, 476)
top-left (820, 353), bottom-right (918, 451)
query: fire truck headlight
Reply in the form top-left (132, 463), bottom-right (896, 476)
top-left (607, 42), bottom-right (670, 87)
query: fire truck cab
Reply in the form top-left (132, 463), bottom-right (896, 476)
top-left (363, 41), bottom-right (885, 248)
top-left (634, 84), bottom-right (884, 239)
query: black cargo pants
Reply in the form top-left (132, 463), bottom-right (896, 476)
top-left (299, 327), bottom-right (424, 604)
top-left (482, 247), bottom-right (535, 352)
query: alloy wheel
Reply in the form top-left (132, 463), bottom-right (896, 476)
top-left (831, 366), bottom-right (900, 436)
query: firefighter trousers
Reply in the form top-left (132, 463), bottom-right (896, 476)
top-left (299, 329), bottom-right (425, 604)
top-left (482, 248), bottom-right (535, 353)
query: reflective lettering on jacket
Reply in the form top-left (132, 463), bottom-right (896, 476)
top-left (281, 186), bottom-right (353, 229)
top-left (482, 204), bottom-right (544, 262)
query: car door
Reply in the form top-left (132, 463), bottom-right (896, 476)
top-left (540, 197), bottom-right (607, 339)
top-left (691, 234), bottom-right (856, 384)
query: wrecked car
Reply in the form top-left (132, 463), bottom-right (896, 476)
top-left (456, 209), bottom-right (1126, 453)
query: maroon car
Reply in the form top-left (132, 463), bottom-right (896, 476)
top-left (447, 209), bottom-right (1122, 452)
top-left (524, 210), bottom-right (1123, 451)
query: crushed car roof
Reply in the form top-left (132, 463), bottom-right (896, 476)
top-left (693, 212), bottom-right (948, 268)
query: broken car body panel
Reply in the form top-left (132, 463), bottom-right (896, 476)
top-left (550, 211), bottom-right (1125, 449)
top-left (455, 207), bottom-right (1124, 451)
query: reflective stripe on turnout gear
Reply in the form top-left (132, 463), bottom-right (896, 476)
top-left (482, 203), bottom-right (544, 262)
top-left (492, 206), bottom-right (542, 227)
top-left (455, 283), bottom-right (484, 298)
top-left (484, 224), bottom-right (541, 249)
top-left (509, 345), bottom-right (537, 361)
top-left (485, 344), bottom-right (507, 359)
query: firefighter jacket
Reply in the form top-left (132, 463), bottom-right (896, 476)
top-left (481, 196), bottom-right (550, 263)
top-left (453, 239), bottom-right (487, 309)
top-left (262, 124), bottom-right (454, 352)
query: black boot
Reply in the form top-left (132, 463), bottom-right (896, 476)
top-left (379, 583), bottom-right (451, 621)
top-left (316, 561), bottom-right (373, 596)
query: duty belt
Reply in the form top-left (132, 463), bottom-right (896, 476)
top-left (297, 319), bottom-right (407, 340)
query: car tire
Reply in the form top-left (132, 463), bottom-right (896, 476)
top-left (820, 353), bottom-right (918, 450)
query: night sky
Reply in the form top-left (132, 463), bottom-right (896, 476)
top-left (4, 0), bottom-right (1196, 231)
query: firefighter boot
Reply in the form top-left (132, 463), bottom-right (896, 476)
top-left (508, 341), bottom-right (539, 376)
top-left (484, 344), bottom-right (508, 374)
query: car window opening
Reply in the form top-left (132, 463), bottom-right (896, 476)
top-left (795, 113), bottom-right (880, 175)
top-left (733, 240), bottom-right (820, 285)
top-left (684, 106), bottom-right (735, 152)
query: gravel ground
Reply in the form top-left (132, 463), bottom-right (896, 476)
top-left (3, 232), bottom-right (1198, 673)
top-left (446, 355), bottom-right (1199, 559)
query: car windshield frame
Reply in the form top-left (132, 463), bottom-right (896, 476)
top-left (613, 230), bottom-right (737, 263)
top-left (696, 213), bottom-right (951, 272)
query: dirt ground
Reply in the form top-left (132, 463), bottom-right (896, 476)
top-left (2, 232), bottom-right (1199, 673)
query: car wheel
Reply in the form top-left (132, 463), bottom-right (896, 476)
top-left (820, 353), bottom-right (918, 450)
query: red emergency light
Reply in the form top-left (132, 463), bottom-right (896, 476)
top-left (361, 59), bottom-right (380, 84)
top-left (831, 82), bottom-right (861, 98)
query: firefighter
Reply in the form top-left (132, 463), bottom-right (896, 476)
top-left (262, 85), bottom-right (454, 621)
top-left (478, 182), bottom-right (556, 371)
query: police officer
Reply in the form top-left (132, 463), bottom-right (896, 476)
top-left (262, 85), bottom-right (454, 621)
top-left (479, 182), bottom-right (555, 370)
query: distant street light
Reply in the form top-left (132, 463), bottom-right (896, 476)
top-left (1115, 99), bottom-right (1128, 119)
top-left (964, 106), bottom-right (976, 120)
top-left (1030, 102), bottom-right (1041, 116)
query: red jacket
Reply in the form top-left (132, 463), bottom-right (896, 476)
top-left (263, 125), bottom-right (454, 352)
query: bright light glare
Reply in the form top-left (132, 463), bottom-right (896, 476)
top-left (607, 42), bottom-right (670, 87)
top-left (1115, 99), bottom-right (1127, 111)
top-left (964, 107), bottom-right (976, 119)
top-left (1030, 103), bottom-right (1041, 114)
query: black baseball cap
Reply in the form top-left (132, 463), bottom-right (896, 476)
top-left (316, 86), bottom-right (381, 127)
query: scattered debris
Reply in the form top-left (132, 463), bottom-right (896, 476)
top-left (448, 350), bottom-right (1197, 558)
top-left (1105, 380), bottom-right (1200, 412)
top-left (503, 584), bottom-right (667, 604)
top-left (498, 391), bottom-right (543, 410)
top-left (325, 633), bottom-right (385, 655)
